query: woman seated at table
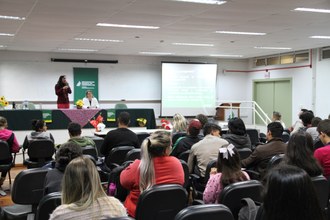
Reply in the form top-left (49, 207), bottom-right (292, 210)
top-left (22, 119), bottom-right (54, 151)
top-left (83, 90), bottom-right (99, 109)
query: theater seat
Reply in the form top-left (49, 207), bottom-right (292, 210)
top-left (35, 192), bottom-right (61, 220)
top-left (125, 148), bottom-right (141, 162)
top-left (23, 140), bottom-right (55, 169)
top-left (135, 184), bottom-right (188, 220)
top-left (175, 204), bottom-right (234, 220)
top-left (0, 140), bottom-right (16, 185)
top-left (105, 146), bottom-right (135, 170)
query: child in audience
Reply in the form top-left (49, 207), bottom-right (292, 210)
top-left (284, 131), bottom-right (322, 177)
top-left (22, 119), bottom-right (54, 150)
top-left (0, 116), bottom-right (20, 187)
top-left (120, 130), bottom-right (184, 217)
top-left (50, 157), bottom-right (127, 219)
top-left (262, 165), bottom-right (324, 220)
top-left (203, 144), bottom-right (249, 204)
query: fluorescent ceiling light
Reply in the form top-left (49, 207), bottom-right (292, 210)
top-left (294, 8), bottom-right (330, 13)
top-left (0, 33), bottom-right (15, 36)
top-left (173, 0), bottom-right (226, 5)
top-left (254, 46), bottom-right (292, 50)
top-left (74, 38), bottom-right (123, 42)
top-left (210, 54), bottom-right (243, 58)
top-left (0, 15), bottom-right (25, 20)
top-left (310, 36), bottom-right (330, 39)
top-left (139, 52), bottom-right (174, 55)
top-left (172, 42), bottom-right (214, 47)
top-left (215, 31), bottom-right (266, 36)
top-left (0, 45), bottom-right (6, 48)
top-left (97, 23), bottom-right (159, 29)
top-left (58, 48), bottom-right (97, 52)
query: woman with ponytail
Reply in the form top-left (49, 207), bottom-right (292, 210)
top-left (120, 130), bottom-right (185, 217)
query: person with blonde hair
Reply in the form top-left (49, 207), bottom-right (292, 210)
top-left (172, 113), bottom-right (187, 133)
top-left (120, 130), bottom-right (185, 217)
top-left (50, 157), bottom-right (127, 219)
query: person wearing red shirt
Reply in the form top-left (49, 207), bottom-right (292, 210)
top-left (0, 117), bottom-right (20, 187)
top-left (120, 130), bottom-right (185, 218)
top-left (314, 119), bottom-right (330, 178)
top-left (55, 75), bottom-right (72, 109)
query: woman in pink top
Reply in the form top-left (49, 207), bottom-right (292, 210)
top-left (120, 130), bottom-right (185, 217)
top-left (0, 117), bottom-right (20, 187)
top-left (203, 144), bottom-right (249, 204)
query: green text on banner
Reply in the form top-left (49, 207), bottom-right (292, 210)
top-left (73, 68), bottom-right (99, 103)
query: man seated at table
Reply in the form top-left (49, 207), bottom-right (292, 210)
top-left (66, 122), bottom-right (96, 152)
top-left (100, 111), bottom-right (140, 157)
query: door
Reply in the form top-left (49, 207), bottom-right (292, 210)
top-left (253, 79), bottom-right (292, 127)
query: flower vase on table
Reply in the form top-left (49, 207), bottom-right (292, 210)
top-left (76, 99), bottom-right (84, 109)
top-left (0, 96), bottom-right (9, 110)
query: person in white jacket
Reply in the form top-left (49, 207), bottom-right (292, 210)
top-left (82, 90), bottom-right (99, 109)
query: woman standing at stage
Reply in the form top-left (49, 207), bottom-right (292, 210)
top-left (55, 75), bottom-right (72, 109)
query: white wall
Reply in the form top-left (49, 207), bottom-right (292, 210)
top-left (0, 51), bottom-right (249, 118)
top-left (315, 54), bottom-right (330, 119)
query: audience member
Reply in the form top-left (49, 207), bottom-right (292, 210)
top-left (66, 122), bottom-right (96, 150)
top-left (272, 111), bottom-right (286, 129)
top-left (82, 90), bottom-right (99, 109)
top-left (44, 142), bottom-right (83, 195)
top-left (120, 131), bottom-right (184, 217)
top-left (196, 114), bottom-right (208, 136)
top-left (223, 117), bottom-right (252, 150)
top-left (297, 111), bottom-right (314, 132)
top-left (241, 122), bottom-right (286, 177)
top-left (314, 119), bottom-right (330, 178)
top-left (50, 157), bottom-right (127, 219)
top-left (284, 131), bottom-right (322, 177)
top-left (22, 119), bottom-right (54, 150)
top-left (172, 113), bottom-right (187, 133)
top-left (0, 116), bottom-right (20, 187)
top-left (187, 123), bottom-right (228, 177)
top-left (290, 109), bottom-right (313, 134)
top-left (262, 165), bottom-right (324, 220)
top-left (171, 119), bottom-right (202, 158)
top-left (100, 112), bottom-right (139, 157)
top-left (306, 116), bottom-right (322, 142)
top-left (203, 144), bottom-right (249, 204)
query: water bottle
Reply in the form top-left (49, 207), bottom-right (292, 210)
top-left (12, 102), bottom-right (16, 110)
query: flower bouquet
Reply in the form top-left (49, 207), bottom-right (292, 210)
top-left (76, 99), bottom-right (84, 109)
top-left (90, 114), bottom-right (106, 132)
top-left (161, 119), bottom-right (173, 130)
top-left (137, 118), bottom-right (147, 127)
top-left (0, 96), bottom-right (9, 109)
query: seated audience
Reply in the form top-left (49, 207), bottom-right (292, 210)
top-left (0, 116), bottom-right (20, 187)
top-left (290, 109), bottom-right (313, 134)
top-left (101, 112), bottom-right (139, 157)
top-left (241, 122), bottom-right (286, 178)
top-left (203, 144), bottom-right (249, 204)
top-left (223, 117), bottom-right (252, 150)
top-left (66, 122), bottom-right (96, 150)
top-left (50, 156), bottom-right (127, 219)
top-left (171, 119), bottom-right (202, 158)
top-left (22, 119), bottom-right (54, 150)
top-left (82, 90), bottom-right (99, 109)
top-left (283, 131), bottom-right (322, 177)
top-left (298, 111), bottom-right (314, 132)
top-left (314, 119), bottom-right (330, 178)
top-left (188, 123), bottom-right (228, 178)
top-left (272, 111), bottom-right (286, 129)
top-left (196, 114), bottom-right (208, 137)
top-left (306, 116), bottom-right (322, 142)
top-left (262, 165), bottom-right (324, 220)
top-left (44, 142), bottom-right (83, 195)
top-left (120, 131), bottom-right (184, 217)
top-left (172, 113), bottom-right (187, 133)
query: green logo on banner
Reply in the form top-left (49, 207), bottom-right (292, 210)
top-left (73, 68), bottom-right (99, 103)
top-left (42, 110), bottom-right (52, 123)
top-left (107, 109), bottom-right (116, 122)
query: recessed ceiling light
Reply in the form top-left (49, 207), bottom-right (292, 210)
top-left (309, 36), bottom-right (330, 39)
top-left (0, 33), bottom-right (15, 36)
top-left (139, 52), bottom-right (174, 55)
top-left (74, 38), bottom-right (123, 42)
top-left (96, 23), bottom-right (159, 29)
top-left (215, 31), bottom-right (266, 36)
top-left (58, 48), bottom-right (98, 52)
top-left (173, 0), bottom-right (226, 5)
top-left (294, 8), bottom-right (330, 13)
top-left (0, 15), bottom-right (25, 20)
top-left (254, 46), bottom-right (292, 50)
top-left (172, 43), bottom-right (214, 47)
top-left (0, 45), bottom-right (6, 48)
top-left (210, 54), bottom-right (244, 58)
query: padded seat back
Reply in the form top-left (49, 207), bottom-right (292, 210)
top-left (237, 148), bottom-right (252, 160)
top-left (27, 139), bottom-right (55, 159)
top-left (137, 132), bottom-right (150, 146)
top-left (178, 150), bottom-right (190, 163)
top-left (82, 145), bottom-right (98, 161)
top-left (125, 148), bottom-right (141, 162)
top-left (0, 140), bottom-right (12, 161)
top-left (311, 175), bottom-right (329, 211)
top-left (175, 204), bottom-right (234, 220)
top-left (135, 184), bottom-right (188, 220)
top-left (35, 192), bottom-right (61, 220)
